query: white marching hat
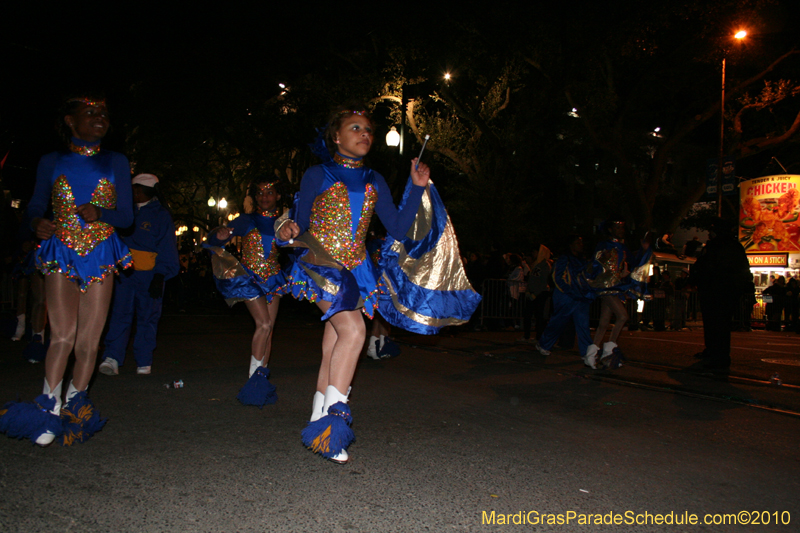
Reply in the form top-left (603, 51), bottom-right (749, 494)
top-left (132, 173), bottom-right (159, 187)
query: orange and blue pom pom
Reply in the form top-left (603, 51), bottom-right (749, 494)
top-left (60, 391), bottom-right (107, 446)
top-left (301, 402), bottom-right (354, 459)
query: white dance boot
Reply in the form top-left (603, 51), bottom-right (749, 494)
top-left (249, 355), bottom-right (265, 378)
top-left (12, 313), bottom-right (25, 341)
top-left (310, 391), bottom-right (325, 422)
top-left (65, 381), bottom-right (81, 405)
top-left (322, 385), bottom-right (350, 464)
top-left (601, 342), bottom-right (617, 359)
top-left (583, 345), bottom-right (599, 369)
top-left (35, 378), bottom-right (62, 446)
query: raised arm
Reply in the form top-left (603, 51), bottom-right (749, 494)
top-left (373, 160), bottom-right (429, 239)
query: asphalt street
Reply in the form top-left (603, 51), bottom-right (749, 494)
top-left (1, 301), bottom-right (799, 532)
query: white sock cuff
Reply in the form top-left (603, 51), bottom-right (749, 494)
top-left (323, 385), bottom-right (349, 411)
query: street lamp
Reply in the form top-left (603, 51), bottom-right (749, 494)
top-left (386, 126), bottom-right (400, 147)
top-left (718, 29), bottom-right (747, 216)
top-left (386, 90), bottom-right (407, 155)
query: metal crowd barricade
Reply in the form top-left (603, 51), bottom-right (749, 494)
top-left (479, 278), bottom-right (526, 328)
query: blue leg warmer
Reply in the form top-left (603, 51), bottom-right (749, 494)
top-left (236, 367), bottom-right (277, 408)
top-left (23, 335), bottom-right (48, 363)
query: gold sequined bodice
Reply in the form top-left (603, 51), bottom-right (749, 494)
top-left (309, 181), bottom-right (377, 269)
top-left (242, 228), bottom-right (280, 280)
top-left (52, 175), bottom-right (116, 256)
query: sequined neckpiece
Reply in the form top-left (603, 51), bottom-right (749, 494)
top-left (258, 208), bottom-right (280, 218)
top-left (69, 140), bottom-right (101, 157)
top-left (333, 153), bottom-right (364, 169)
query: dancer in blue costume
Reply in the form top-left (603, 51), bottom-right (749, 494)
top-left (207, 178), bottom-right (288, 407)
top-left (277, 104), bottom-right (431, 464)
top-left (0, 95), bottom-right (132, 446)
top-left (585, 218), bottom-right (652, 369)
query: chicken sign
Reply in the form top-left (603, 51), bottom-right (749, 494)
top-left (740, 175), bottom-right (800, 252)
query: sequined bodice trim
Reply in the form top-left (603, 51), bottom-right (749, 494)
top-left (309, 181), bottom-right (377, 269)
top-left (52, 175), bottom-right (117, 256)
top-left (242, 228), bottom-right (280, 280)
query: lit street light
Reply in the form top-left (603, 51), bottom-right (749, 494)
top-left (386, 126), bottom-right (400, 147)
top-left (718, 29), bottom-right (747, 216)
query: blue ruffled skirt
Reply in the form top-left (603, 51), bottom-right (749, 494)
top-left (286, 254), bottom-right (381, 319)
top-left (34, 235), bottom-right (131, 292)
top-left (215, 264), bottom-right (288, 304)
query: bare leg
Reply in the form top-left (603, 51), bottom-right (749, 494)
top-left (605, 296), bottom-right (629, 344)
top-left (370, 312), bottom-right (390, 339)
top-left (317, 321), bottom-right (336, 393)
top-left (72, 277), bottom-right (114, 390)
top-left (315, 301), bottom-right (365, 394)
top-left (265, 296), bottom-right (280, 360)
top-left (44, 274), bottom-right (81, 391)
top-left (244, 296), bottom-right (275, 364)
top-left (592, 298), bottom-right (613, 347)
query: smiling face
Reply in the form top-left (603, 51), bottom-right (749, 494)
top-left (610, 222), bottom-right (625, 240)
top-left (334, 115), bottom-right (373, 159)
top-left (255, 183), bottom-right (280, 212)
top-left (66, 103), bottom-right (109, 142)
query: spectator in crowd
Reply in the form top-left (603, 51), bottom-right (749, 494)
top-left (522, 245), bottom-right (553, 343)
top-left (683, 236), bottom-right (702, 257)
top-left (763, 275), bottom-right (786, 332)
top-left (652, 270), bottom-right (673, 331)
top-left (689, 217), bottom-right (752, 371)
top-left (506, 253), bottom-right (526, 301)
top-left (671, 269), bottom-right (691, 330)
top-left (785, 277), bottom-right (799, 332)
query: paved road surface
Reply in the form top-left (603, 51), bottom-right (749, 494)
top-left (1, 303), bottom-right (798, 532)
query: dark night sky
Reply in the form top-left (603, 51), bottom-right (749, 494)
top-left (1, 4), bottom-right (379, 196)
top-left (2, 1), bottom-right (799, 200)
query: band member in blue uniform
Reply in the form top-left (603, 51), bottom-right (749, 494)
top-left (1, 95), bottom-right (132, 446)
top-left (206, 178), bottom-right (288, 407)
top-left (100, 173), bottom-right (179, 376)
top-left (535, 235), bottom-right (595, 361)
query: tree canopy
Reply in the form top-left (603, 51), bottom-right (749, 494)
top-left (3, 0), bottom-right (799, 253)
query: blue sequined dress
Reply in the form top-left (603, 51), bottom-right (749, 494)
top-left (588, 238), bottom-right (652, 299)
top-left (207, 211), bottom-right (288, 303)
top-left (26, 139), bottom-right (133, 291)
top-left (282, 154), bottom-right (425, 320)
top-left (280, 153), bottom-right (482, 331)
